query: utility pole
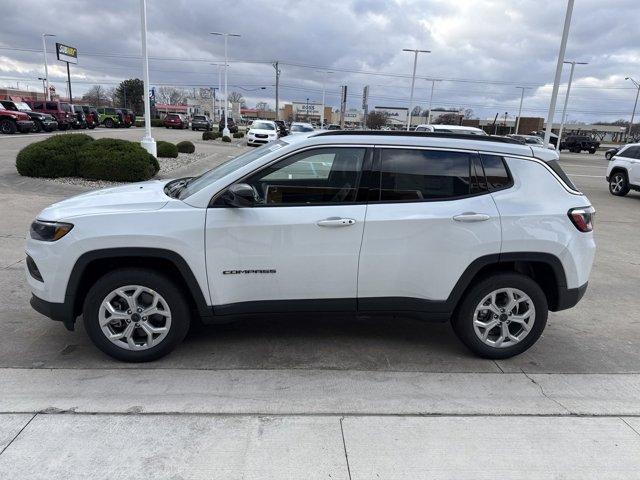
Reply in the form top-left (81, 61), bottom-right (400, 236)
top-left (544, 0), bottom-right (574, 148)
top-left (210, 32), bottom-right (241, 137)
top-left (514, 86), bottom-right (530, 134)
top-left (425, 78), bottom-right (440, 125)
top-left (41, 33), bottom-right (55, 101)
top-left (139, 0), bottom-right (156, 156)
top-left (402, 48), bottom-right (430, 130)
top-left (318, 70), bottom-right (332, 127)
top-left (38, 77), bottom-right (46, 98)
top-left (625, 77), bottom-right (640, 141)
top-left (557, 60), bottom-right (588, 149)
top-left (273, 61), bottom-right (280, 121)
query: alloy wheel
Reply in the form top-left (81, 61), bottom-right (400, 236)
top-left (98, 285), bottom-right (172, 351)
top-left (472, 288), bottom-right (535, 348)
top-left (610, 174), bottom-right (625, 194)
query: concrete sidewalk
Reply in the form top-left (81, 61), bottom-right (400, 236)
top-left (1, 413), bottom-right (639, 479)
top-left (2, 368), bottom-right (640, 416)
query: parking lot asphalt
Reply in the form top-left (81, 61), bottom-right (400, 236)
top-left (1, 130), bottom-right (639, 477)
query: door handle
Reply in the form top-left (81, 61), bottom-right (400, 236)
top-left (317, 217), bottom-right (356, 227)
top-left (453, 213), bottom-right (491, 222)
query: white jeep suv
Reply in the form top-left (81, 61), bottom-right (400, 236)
top-left (606, 142), bottom-right (640, 196)
top-left (26, 132), bottom-right (595, 362)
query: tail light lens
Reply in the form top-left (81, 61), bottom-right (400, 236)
top-left (568, 206), bottom-right (595, 232)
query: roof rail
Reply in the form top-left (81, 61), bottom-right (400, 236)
top-left (312, 130), bottom-right (524, 144)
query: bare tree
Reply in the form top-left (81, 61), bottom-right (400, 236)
top-left (433, 113), bottom-right (462, 125)
top-left (462, 108), bottom-right (475, 119)
top-left (156, 86), bottom-right (188, 105)
top-left (411, 106), bottom-right (422, 117)
top-left (366, 111), bottom-right (387, 130)
top-left (227, 91), bottom-right (245, 107)
top-left (81, 85), bottom-right (111, 106)
top-left (255, 101), bottom-right (268, 111)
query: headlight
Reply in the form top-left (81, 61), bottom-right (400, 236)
top-left (30, 220), bottom-right (74, 241)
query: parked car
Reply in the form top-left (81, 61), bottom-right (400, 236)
top-left (70, 105), bottom-right (88, 130)
top-left (559, 135), bottom-right (600, 154)
top-left (326, 124), bottom-right (342, 131)
top-left (218, 117), bottom-right (238, 134)
top-left (163, 113), bottom-right (188, 129)
top-left (26, 131), bottom-right (594, 362)
top-left (191, 115), bottom-right (212, 131)
top-left (246, 120), bottom-right (278, 146)
top-left (606, 143), bottom-right (640, 196)
top-left (508, 134), bottom-right (556, 150)
top-left (79, 105), bottom-right (98, 129)
top-left (530, 131), bottom-right (560, 148)
top-left (274, 120), bottom-right (288, 136)
top-left (415, 124), bottom-right (488, 135)
top-left (289, 122), bottom-right (314, 134)
top-left (605, 146), bottom-right (622, 160)
top-left (25, 100), bottom-right (73, 130)
top-left (0, 100), bottom-right (57, 132)
top-left (0, 102), bottom-right (34, 134)
top-left (115, 109), bottom-right (133, 128)
top-left (97, 107), bottom-right (122, 128)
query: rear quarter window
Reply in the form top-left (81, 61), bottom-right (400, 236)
top-left (479, 154), bottom-right (513, 191)
top-left (545, 159), bottom-right (578, 191)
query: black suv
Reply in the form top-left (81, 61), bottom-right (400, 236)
top-left (191, 115), bottom-right (212, 131)
top-left (559, 135), bottom-right (600, 154)
top-left (218, 117), bottom-right (238, 134)
top-left (0, 100), bottom-right (57, 132)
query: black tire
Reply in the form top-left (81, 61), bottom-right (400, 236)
top-left (451, 273), bottom-right (548, 359)
top-left (31, 120), bottom-right (43, 133)
top-left (589, 149), bottom-right (596, 154)
top-left (0, 119), bottom-right (17, 134)
top-left (605, 152), bottom-right (612, 160)
top-left (83, 268), bottom-right (191, 362)
top-left (609, 171), bottom-right (630, 196)
top-left (104, 118), bottom-right (114, 128)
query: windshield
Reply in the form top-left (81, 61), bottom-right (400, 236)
top-left (251, 121), bottom-right (275, 130)
top-left (14, 102), bottom-right (31, 112)
top-left (291, 124), bottom-right (313, 132)
top-left (525, 137), bottom-right (544, 145)
top-left (178, 140), bottom-right (288, 199)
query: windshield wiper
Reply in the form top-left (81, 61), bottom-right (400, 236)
top-left (164, 177), bottom-right (193, 198)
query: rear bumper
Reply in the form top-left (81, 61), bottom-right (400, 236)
top-left (30, 294), bottom-right (76, 331)
top-left (553, 282), bottom-right (588, 311)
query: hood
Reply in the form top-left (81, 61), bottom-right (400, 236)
top-left (38, 180), bottom-right (171, 221)
top-left (1, 110), bottom-right (30, 121)
top-left (249, 128), bottom-right (277, 135)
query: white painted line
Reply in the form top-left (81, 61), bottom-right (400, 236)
top-left (561, 163), bottom-right (607, 168)
top-left (568, 174), bottom-right (604, 178)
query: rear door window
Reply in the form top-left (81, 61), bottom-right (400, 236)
top-left (376, 149), bottom-right (478, 201)
top-left (46, 102), bottom-right (58, 110)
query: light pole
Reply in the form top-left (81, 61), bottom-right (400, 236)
top-left (514, 86), bottom-right (531, 134)
top-left (557, 60), bottom-right (588, 149)
top-left (210, 32), bottom-right (241, 137)
top-left (625, 77), bottom-right (640, 142)
top-left (41, 33), bottom-right (55, 101)
top-left (38, 77), bottom-right (47, 98)
top-left (210, 62), bottom-right (226, 124)
top-left (425, 78), bottom-right (441, 125)
top-left (403, 48), bottom-right (430, 130)
top-left (544, 0), bottom-right (574, 148)
top-left (139, 0), bottom-right (156, 156)
top-left (318, 70), bottom-right (333, 127)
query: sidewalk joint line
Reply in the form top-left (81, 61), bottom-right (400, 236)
top-left (0, 413), bottom-right (37, 457)
top-left (493, 360), bottom-right (505, 373)
top-left (339, 417), bottom-right (352, 480)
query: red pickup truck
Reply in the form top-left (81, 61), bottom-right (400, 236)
top-left (0, 102), bottom-right (34, 134)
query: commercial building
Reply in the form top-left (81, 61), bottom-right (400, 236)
top-left (282, 102), bottom-right (332, 123)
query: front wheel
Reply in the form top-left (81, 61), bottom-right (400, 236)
top-left (452, 273), bottom-right (548, 359)
top-left (104, 118), bottom-right (114, 128)
top-left (83, 268), bottom-right (191, 362)
top-left (31, 120), bottom-right (43, 133)
top-left (609, 171), bottom-right (630, 196)
top-left (0, 119), bottom-right (17, 134)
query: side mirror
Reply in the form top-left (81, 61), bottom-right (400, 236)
top-left (221, 183), bottom-right (257, 207)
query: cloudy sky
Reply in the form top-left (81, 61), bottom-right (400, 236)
top-left (1, 0), bottom-right (639, 122)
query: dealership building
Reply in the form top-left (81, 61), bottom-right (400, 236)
top-left (282, 102), bottom-right (332, 123)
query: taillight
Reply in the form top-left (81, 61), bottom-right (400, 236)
top-left (568, 206), bottom-right (595, 232)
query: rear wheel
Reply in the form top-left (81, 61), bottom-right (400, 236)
top-left (31, 120), bottom-right (43, 133)
top-left (104, 118), bottom-right (114, 128)
top-left (452, 273), bottom-right (548, 359)
top-left (609, 171), bottom-right (630, 196)
top-left (589, 149), bottom-right (596, 154)
top-left (83, 268), bottom-right (191, 362)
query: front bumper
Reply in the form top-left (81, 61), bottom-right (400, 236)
top-left (30, 295), bottom-right (76, 331)
top-left (17, 120), bottom-right (34, 132)
top-left (43, 120), bottom-right (58, 131)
